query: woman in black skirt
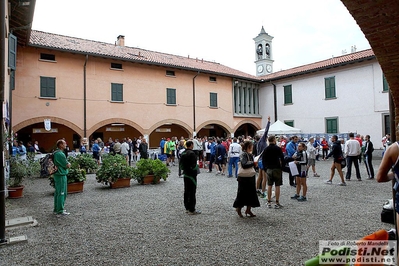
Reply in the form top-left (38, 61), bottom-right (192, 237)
top-left (233, 140), bottom-right (260, 217)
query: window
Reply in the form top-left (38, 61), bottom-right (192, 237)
top-left (325, 77), bottom-right (336, 99)
top-left (233, 81), bottom-right (260, 116)
top-left (210, 93), bottom-right (217, 107)
top-left (111, 83), bottom-right (123, 102)
top-left (284, 85), bottom-right (292, 104)
top-left (209, 76), bottom-right (217, 82)
top-left (111, 63), bottom-right (122, 69)
top-left (8, 33), bottom-right (17, 70)
top-left (40, 53), bottom-right (56, 61)
top-left (326, 117), bottom-right (338, 133)
top-left (383, 114), bottom-right (390, 136)
top-left (166, 70), bottom-right (175, 77)
top-left (383, 75), bottom-right (389, 92)
top-left (284, 120), bottom-right (294, 127)
top-left (40, 77), bottom-right (56, 98)
top-left (166, 88), bottom-right (176, 105)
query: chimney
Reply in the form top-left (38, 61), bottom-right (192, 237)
top-left (116, 35), bottom-right (125, 47)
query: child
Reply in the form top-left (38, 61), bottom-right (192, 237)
top-left (291, 142), bottom-right (308, 201)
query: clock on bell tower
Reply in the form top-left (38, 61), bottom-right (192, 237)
top-left (253, 26), bottom-right (274, 77)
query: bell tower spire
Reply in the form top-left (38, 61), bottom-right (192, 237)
top-left (253, 26), bottom-right (274, 76)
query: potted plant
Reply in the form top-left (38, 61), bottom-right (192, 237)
top-left (95, 154), bottom-right (134, 188)
top-left (75, 153), bottom-right (98, 174)
top-left (7, 156), bottom-right (28, 198)
top-left (49, 156), bottom-right (87, 193)
top-left (133, 158), bottom-right (170, 184)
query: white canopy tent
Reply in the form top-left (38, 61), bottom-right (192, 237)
top-left (256, 120), bottom-right (301, 135)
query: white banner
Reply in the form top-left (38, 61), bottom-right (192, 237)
top-left (44, 119), bottom-right (51, 131)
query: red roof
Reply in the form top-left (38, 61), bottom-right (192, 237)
top-left (29, 30), bottom-right (259, 81)
top-left (29, 30), bottom-right (375, 83)
top-left (262, 49), bottom-right (375, 81)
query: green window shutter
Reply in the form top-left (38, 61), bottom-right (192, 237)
top-left (326, 118), bottom-right (338, 133)
top-left (111, 83), bottom-right (123, 101)
top-left (8, 34), bottom-right (17, 70)
top-left (10, 70), bottom-right (15, 90)
top-left (284, 85), bottom-right (292, 104)
top-left (284, 120), bottom-right (294, 127)
top-left (167, 88), bottom-right (176, 105)
top-left (210, 93), bottom-right (217, 107)
top-left (325, 77), bottom-right (336, 99)
top-left (383, 75), bottom-right (389, 91)
top-left (40, 77), bottom-right (56, 98)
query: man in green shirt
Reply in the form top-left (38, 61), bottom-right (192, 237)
top-left (53, 139), bottom-right (71, 215)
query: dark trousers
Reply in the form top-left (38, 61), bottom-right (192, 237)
top-left (364, 154), bottom-right (374, 178)
top-left (345, 155), bottom-right (361, 180)
top-left (184, 175), bottom-right (197, 212)
top-left (209, 154), bottom-right (215, 172)
top-left (322, 149), bottom-right (329, 159)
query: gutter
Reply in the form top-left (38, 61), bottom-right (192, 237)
top-left (272, 83), bottom-right (277, 122)
top-left (193, 71), bottom-right (200, 135)
top-left (84, 55), bottom-right (88, 138)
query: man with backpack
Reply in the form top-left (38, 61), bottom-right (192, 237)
top-left (53, 139), bottom-right (71, 216)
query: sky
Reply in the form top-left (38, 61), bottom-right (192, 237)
top-left (31, 0), bottom-right (371, 75)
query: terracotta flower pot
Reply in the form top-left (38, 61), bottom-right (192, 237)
top-left (67, 182), bottom-right (84, 194)
top-left (7, 186), bottom-right (24, 199)
top-left (110, 178), bottom-right (131, 189)
top-left (141, 175), bottom-right (160, 185)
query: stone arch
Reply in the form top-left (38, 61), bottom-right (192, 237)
top-left (233, 120), bottom-right (261, 132)
top-left (13, 116), bottom-right (83, 137)
top-left (88, 118), bottom-right (145, 137)
top-left (196, 120), bottom-right (232, 133)
top-left (148, 119), bottom-right (192, 136)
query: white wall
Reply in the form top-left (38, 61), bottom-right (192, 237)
top-left (259, 60), bottom-right (389, 148)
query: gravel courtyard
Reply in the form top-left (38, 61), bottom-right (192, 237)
top-left (1, 157), bottom-right (393, 265)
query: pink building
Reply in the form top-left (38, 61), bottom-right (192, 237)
top-left (13, 31), bottom-right (262, 151)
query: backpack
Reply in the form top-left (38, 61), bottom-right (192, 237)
top-left (40, 152), bottom-right (58, 177)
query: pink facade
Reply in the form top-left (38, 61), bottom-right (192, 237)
top-left (13, 44), bottom-right (261, 151)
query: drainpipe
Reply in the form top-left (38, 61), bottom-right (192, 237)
top-left (83, 55), bottom-right (88, 138)
top-left (272, 83), bottom-right (277, 121)
top-left (192, 71), bottom-right (200, 136)
top-left (0, 0), bottom-right (6, 244)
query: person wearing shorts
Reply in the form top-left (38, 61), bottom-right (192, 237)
top-left (262, 136), bottom-right (285, 209)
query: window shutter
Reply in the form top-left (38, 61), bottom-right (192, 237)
top-left (9, 34), bottom-right (17, 70)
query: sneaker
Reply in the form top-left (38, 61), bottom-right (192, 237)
top-left (297, 196), bottom-right (307, 202)
top-left (221, 173), bottom-right (225, 176)
top-left (206, 170), bottom-right (212, 173)
top-left (367, 177), bottom-right (374, 180)
top-left (216, 171), bottom-right (221, 176)
top-left (267, 201), bottom-right (272, 208)
top-left (260, 192), bottom-right (267, 198)
top-left (274, 203), bottom-right (283, 209)
top-left (357, 178), bottom-right (362, 181)
top-left (338, 182), bottom-right (347, 186)
top-left (326, 180), bottom-right (332, 184)
top-left (57, 211), bottom-right (70, 216)
top-left (228, 175), bottom-right (233, 178)
top-left (188, 210), bottom-right (201, 215)
top-left (313, 173), bottom-right (320, 177)
top-left (256, 190), bottom-right (262, 196)
top-left (291, 194), bottom-right (299, 199)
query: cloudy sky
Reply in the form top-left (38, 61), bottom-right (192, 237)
top-left (32, 0), bottom-right (371, 75)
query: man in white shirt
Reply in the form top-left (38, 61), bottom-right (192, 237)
top-left (228, 138), bottom-right (241, 178)
top-left (120, 138), bottom-right (130, 164)
top-left (344, 132), bottom-right (362, 181)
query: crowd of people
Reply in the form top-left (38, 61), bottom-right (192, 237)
top-left (31, 124), bottom-right (382, 218)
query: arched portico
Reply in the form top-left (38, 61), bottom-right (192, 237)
top-left (196, 120), bottom-right (232, 138)
top-left (233, 120), bottom-right (261, 138)
top-left (13, 117), bottom-right (82, 152)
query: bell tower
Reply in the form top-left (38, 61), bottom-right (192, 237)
top-left (253, 26), bottom-right (274, 76)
